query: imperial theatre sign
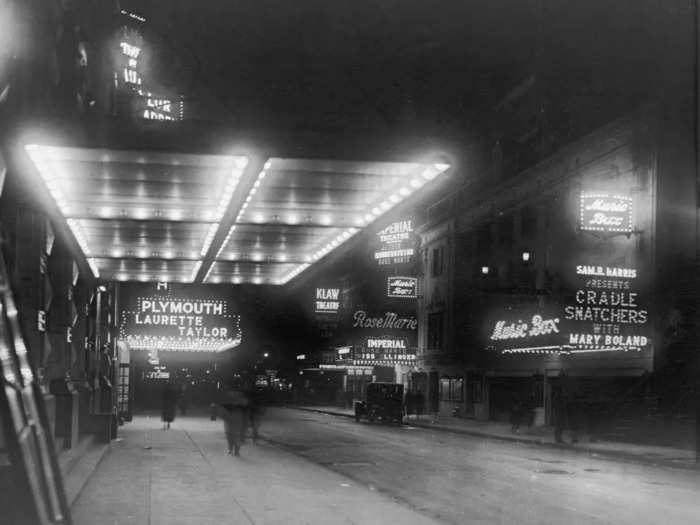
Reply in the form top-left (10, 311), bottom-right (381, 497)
top-left (374, 220), bottom-right (415, 265)
top-left (118, 283), bottom-right (241, 352)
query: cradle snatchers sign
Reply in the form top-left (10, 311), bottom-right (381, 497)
top-left (118, 283), bottom-right (242, 352)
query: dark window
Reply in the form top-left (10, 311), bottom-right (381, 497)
top-left (521, 206), bottom-right (537, 239)
top-left (498, 214), bottom-right (513, 246)
top-left (440, 378), bottom-right (464, 402)
top-left (427, 312), bottom-right (444, 350)
top-left (431, 246), bottom-right (443, 277)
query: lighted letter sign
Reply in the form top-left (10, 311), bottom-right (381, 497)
top-left (374, 220), bottom-right (415, 265)
top-left (580, 193), bottom-right (633, 233)
top-left (387, 276), bottom-right (418, 298)
top-left (352, 310), bottom-right (418, 330)
top-left (315, 287), bottom-right (340, 314)
top-left (487, 263), bottom-right (650, 355)
top-left (118, 283), bottom-right (242, 352)
top-left (354, 336), bottom-right (416, 365)
top-left (564, 263), bottom-right (649, 353)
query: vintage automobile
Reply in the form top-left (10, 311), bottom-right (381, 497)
top-left (354, 382), bottom-right (404, 424)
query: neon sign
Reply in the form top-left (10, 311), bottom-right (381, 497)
top-left (490, 315), bottom-right (560, 341)
top-left (580, 193), bottom-right (633, 233)
top-left (352, 310), bottom-right (418, 330)
top-left (356, 336), bottom-right (416, 365)
top-left (387, 276), bottom-right (418, 298)
top-left (315, 287), bottom-right (340, 314)
top-left (374, 219), bottom-right (415, 265)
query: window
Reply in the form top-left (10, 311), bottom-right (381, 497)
top-left (440, 378), bottom-right (464, 402)
top-left (427, 312), bottom-right (444, 350)
top-left (431, 246), bottom-right (443, 276)
top-left (521, 206), bottom-right (537, 239)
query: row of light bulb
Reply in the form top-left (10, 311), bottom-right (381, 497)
top-left (199, 157), bottom-right (248, 257)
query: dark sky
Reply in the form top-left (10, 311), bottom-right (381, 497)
top-left (126, 0), bottom-right (693, 133)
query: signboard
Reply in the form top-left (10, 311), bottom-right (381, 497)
top-left (115, 25), bottom-right (183, 121)
top-left (387, 276), bottom-right (418, 298)
top-left (351, 310), bottom-right (418, 330)
top-left (355, 337), bottom-right (417, 365)
top-left (315, 287), bottom-right (340, 314)
top-left (145, 365), bottom-right (169, 380)
top-left (579, 193), bottom-right (633, 233)
top-left (118, 282), bottom-right (242, 352)
top-left (374, 219), bottom-right (415, 265)
top-left (486, 263), bottom-right (650, 355)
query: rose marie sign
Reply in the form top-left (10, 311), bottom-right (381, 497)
top-left (118, 282), bottom-right (242, 352)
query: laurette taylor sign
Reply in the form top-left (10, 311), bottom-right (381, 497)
top-left (118, 283), bottom-right (242, 352)
top-left (387, 276), bottom-right (418, 298)
top-left (374, 220), bottom-right (415, 265)
top-left (488, 263), bottom-right (649, 355)
top-left (579, 193), bottom-right (633, 233)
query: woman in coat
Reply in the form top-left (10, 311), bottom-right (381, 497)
top-left (219, 380), bottom-right (249, 456)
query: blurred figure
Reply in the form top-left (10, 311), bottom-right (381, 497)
top-left (177, 381), bottom-right (189, 416)
top-left (247, 387), bottom-right (266, 444)
top-left (414, 389), bottom-right (425, 420)
top-left (160, 380), bottom-right (177, 430)
top-left (552, 386), bottom-right (567, 444)
top-left (219, 379), bottom-right (249, 456)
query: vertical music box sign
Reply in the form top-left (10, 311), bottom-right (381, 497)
top-left (579, 193), bottom-right (633, 233)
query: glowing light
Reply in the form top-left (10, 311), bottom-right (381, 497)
top-left (371, 207), bottom-right (381, 216)
top-left (111, 248), bottom-right (124, 258)
top-left (264, 161), bottom-right (272, 169)
top-left (133, 209), bottom-right (149, 220)
top-left (163, 250), bottom-right (175, 259)
top-left (320, 215), bottom-right (332, 225)
top-left (100, 207), bottom-right (115, 217)
top-left (522, 251), bottom-right (531, 262)
top-left (380, 201), bottom-right (391, 211)
top-left (410, 178), bottom-right (424, 189)
top-left (253, 277), bottom-right (263, 284)
top-left (481, 266), bottom-right (490, 275)
top-left (389, 194), bottom-right (401, 204)
top-left (287, 214), bottom-right (298, 224)
top-left (169, 209), bottom-right (183, 221)
top-left (399, 187), bottom-right (411, 196)
top-left (137, 249), bottom-right (148, 258)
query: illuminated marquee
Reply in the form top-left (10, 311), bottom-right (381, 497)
top-left (118, 283), bottom-right (242, 352)
top-left (387, 276), bottom-right (418, 298)
top-left (374, 220), bottom-right (415, 265)
top-left (580, 193), bottom-right (633, 233)
top-left (487, 264), bottom-right (650, 355)
top-left (355, 337), bottom-right (417, 365)
top-left (315, 287), bottom-right (340, 314)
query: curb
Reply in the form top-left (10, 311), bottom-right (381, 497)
top-left (289, 406), bottom-right (700, 472)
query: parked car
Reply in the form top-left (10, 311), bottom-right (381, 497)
top-left (354, 382), bottom-right (404, 424)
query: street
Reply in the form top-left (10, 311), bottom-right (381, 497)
top-left (72, 408), bottom-right (700, 525)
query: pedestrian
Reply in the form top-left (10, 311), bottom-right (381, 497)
top-left (219, 379), bottom-right (249, 456)
top-left (160, 379), bottom-right (177, 430)
top-left (247, 387), bottom-right (266, 444)
top-left (177, 381), bottom-right (189, 416)
top-left (509, 394), bottom-right (522, 434)
top-left (552, 386), bottom-right (567, 444)
top-left (405, 390), bottom-right (414, 419)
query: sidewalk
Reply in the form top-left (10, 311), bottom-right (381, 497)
top-left (70, 413), bottom-right (441, 525)
top-left (292, 405), bottom-right (700, 470)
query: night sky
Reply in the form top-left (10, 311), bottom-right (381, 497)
top-left (123, 0), bottom-right (693, 132)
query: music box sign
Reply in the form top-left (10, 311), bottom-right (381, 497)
top-left (580, 193), bottom-right (633, 233)
top-left (374, 219), bottom-right (415, 265)
top-left (387, 276), bottom-right (418, 298)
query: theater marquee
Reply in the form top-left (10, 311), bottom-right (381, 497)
top-left (486, 263), bottom-right (650, 356)
top-left (118, 282), bottom-right (241, 352)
